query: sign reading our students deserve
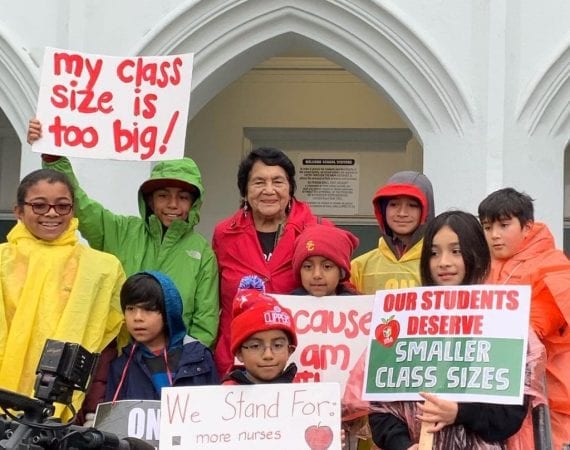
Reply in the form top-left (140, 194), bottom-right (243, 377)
top-left (275, 294), bottom-right (374, 390)
top-left (159, 383), bottom-right (342, 450)
top-left (363, 285), bottom-right (531, 404)
top-left (33, 47), bottom-right (193, 161)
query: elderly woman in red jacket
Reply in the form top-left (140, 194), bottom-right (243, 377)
top-left (212, 147), bottom-right (330, 376)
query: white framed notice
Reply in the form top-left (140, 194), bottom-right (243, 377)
top-left (293, 153), bottom-right (359, 215)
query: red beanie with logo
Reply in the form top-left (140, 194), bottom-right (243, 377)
top-left (292, 224), bottom-right (359, 282)
top-left (230, 279), bottom-right (297, 356)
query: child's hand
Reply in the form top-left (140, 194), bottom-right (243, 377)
top-left (416, 392), bottom-right (458, 432)
top-left (27, 118), bottom-right (42, 144)
top-left (83, 412), bottom-right (96, 427)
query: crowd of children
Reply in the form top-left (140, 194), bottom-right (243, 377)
top-left (6, 125), bottom-right (570, 449)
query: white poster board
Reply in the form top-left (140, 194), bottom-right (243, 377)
top-left (159, 383), bottom-right (341, 449)
top-left (276, 294), bottom-right (373, 390)
top-left (34, 47), bottom-right (193, 161)
top-left (363, 285), bottom-right (531, 404)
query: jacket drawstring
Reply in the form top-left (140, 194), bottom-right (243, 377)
top-left (163, 348), bottom-right (173, 386)
top-left (500, 261), bottom-right (524, 284)
top-left (112, 343), bottom-right (137, 404)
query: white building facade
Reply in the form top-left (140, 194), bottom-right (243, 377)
top-left (0, 0), bottom-right (568, 251)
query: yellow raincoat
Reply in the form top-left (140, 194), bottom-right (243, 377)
top-left (351, 238), bottom-right (423, 294)
top-left (0, 218), bottom-right (125, 416)
top-left (350, 170), bottom-right (434, 295)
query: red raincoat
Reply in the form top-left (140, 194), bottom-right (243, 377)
top-left (212, 199), bottom-right (329, 376)
top-left (486, 221), bottom-right (570, 449)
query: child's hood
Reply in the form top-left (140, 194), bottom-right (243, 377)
top-left (372, 170), bottom-right (435, 236)
top-left (137, 158), bottom-right (204, 228)
top-left (144, 271), bottom-right (187, 350)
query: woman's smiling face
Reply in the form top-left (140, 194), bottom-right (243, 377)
top-left (246, 161), bottom-right (291, 223)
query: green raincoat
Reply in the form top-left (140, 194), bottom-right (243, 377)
top-left (44, 157), bottom-right (219, 347)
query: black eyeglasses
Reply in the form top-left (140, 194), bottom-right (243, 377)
top-left (23, 202), bottom-right (73, 215)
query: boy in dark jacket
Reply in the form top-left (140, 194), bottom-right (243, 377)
top-left (223, 277), bottom-right (298, 385)
top-left (106, 271), bottom-right (219, 401)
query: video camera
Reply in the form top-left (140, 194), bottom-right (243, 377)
top-left (0, 339), bottom-right (153, 450)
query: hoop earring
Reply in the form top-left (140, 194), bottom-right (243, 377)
top-left (286, 199), bottom-right (292, 214)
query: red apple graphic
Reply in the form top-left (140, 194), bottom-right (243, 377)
top-left (305, 423), bottom-right (333, 450)
top-left (375, 315), bottom-right (400, 347)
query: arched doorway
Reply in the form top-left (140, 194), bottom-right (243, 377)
top-left (133, 0), bottom-right (473, 245)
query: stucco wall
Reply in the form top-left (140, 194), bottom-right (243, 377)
top-left (0, 0), bottom-right (567, 243)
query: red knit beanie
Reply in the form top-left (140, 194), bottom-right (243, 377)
top-left (292, 224), bottom-right (359, 282)
top-left (230, 285), bottom-right (298, 356)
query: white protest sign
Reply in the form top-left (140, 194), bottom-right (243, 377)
top-left (363, 285), bottom-right (531, 404)
top-left (34, 47), bottom-right (193, 161)
top-left (275, 294), bottom-right (373, 390)
top-left (159, 383), bottom-right (341, 450)
top-left (94, 400), bottom-right (160, 448)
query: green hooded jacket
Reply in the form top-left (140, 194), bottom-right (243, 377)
top-left (44, 157), bottom-right (219, 347)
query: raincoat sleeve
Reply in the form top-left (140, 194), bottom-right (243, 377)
top-left (97, 259), bottom-right (127, 350)
top-left (369, 412), bottom-right (412, 450)
top-left (43, 157), bottom-right (139, 252)
top-left (342, 350), bottom-right (371, 421)
top-left (455, 401), bottom-right (528, 442)
top-left (507, 329), bottom-right (548, 450)
top-left (350, 255), bottom-right (366, 293)
top-left (532, 259), bottom-right (570, 337)
top-left (187, 244), bottom-right (219, 348)
top-left (0, 278), bottom-right (7, 370)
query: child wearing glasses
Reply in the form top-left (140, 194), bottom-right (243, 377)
top-left (0, 169), bottom-right (125, 418)
top-left (106, 271), bottom-right (219, 401)
top-left (222, 276), bottom-right (298, 385)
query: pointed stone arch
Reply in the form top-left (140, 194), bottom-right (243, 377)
top-left (133, 0), bottom-right (474, 142)
top-left (517, 43), bottom-right (570, 139)
top-left (0, 26), bottom-right (38, 141)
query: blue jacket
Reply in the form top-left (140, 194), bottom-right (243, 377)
top-left (106, 271), bottom-right (219, 401)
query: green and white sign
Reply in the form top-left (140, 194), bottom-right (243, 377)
top-left (362, 285), bottom-right (531, 404)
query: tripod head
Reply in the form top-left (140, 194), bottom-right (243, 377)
top-left (0, 340), bottom-right (153, 450)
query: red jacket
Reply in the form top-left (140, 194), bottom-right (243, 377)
top-left (212, 199), bottom-right (328, 376)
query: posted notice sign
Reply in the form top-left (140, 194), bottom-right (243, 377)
top-left (363, 285), bottom-right (531, 404)
top-left (159, 383), bottom-right (342, 450)
top-left (34, 47), bottom-right (193, 161)
top-left (276, 294), bottom-right (374, 390)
